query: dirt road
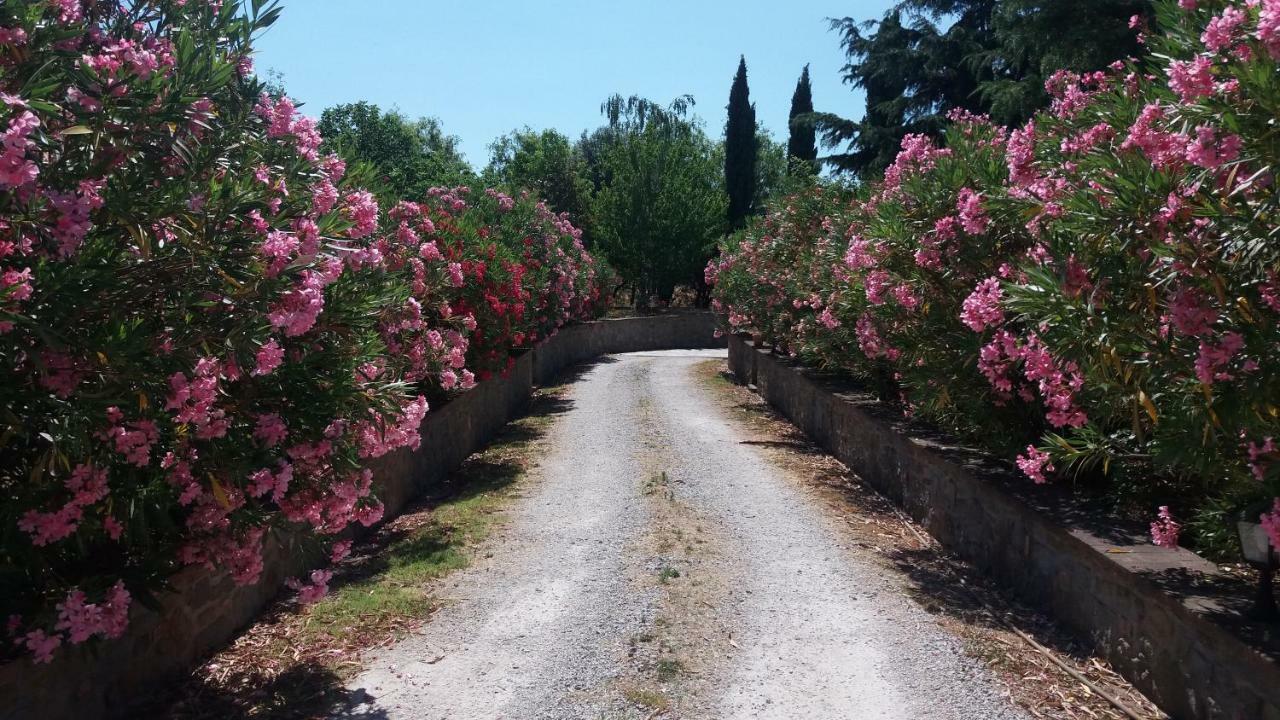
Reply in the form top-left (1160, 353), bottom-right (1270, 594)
top-left (342, 350), bottom-right (1027, 720)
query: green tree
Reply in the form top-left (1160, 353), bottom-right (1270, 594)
top-left (756, 131), bottom-right (788, 209)
top-left (786, 64), bottom-right (818, 175)
top-left (814, 0), bottom-right (1150, 179)
top-left (317, 102), bottom-right (474, 201)
top-left (484, 128), bottom-right (594, 234)
top-left (724, 56), bottom-right (758, 230)
top-left (590, 95), bottom-right (726, 305)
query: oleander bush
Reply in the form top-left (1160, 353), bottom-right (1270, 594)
top-left (0, 0), bottom-right (605, 664)
top-left (415, 186), bottom-right (611, 379)
top-left (711, 0), bottom-right (1280, 556)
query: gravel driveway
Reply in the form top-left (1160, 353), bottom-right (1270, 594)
top-left (341, 349), bottom-right (1027, 720)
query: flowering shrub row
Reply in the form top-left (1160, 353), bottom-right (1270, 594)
top-left (0, 1), bottom-right (605, 664)
top-left (710, 0), bottom-right (1280, 555)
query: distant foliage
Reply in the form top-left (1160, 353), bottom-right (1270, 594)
top-left (318, 101), bottom-right (475, 202)
top-left (484, 128), bottom-right (594, 238)
top-left (589, 95), bottom-right (726, 305)
top-left (711, 0), bottom-right (1280, 555)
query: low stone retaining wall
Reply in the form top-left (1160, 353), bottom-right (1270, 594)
top-left (0, 312), bottom-right (723, 720)
top-left (729, 336), bottom-right (1279, 720)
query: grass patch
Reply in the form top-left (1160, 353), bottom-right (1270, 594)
top-left (655, 658), bottom-right (684, 681)
top-left (657, 566), bottom-right (681, 584)
top-left (298, 466), bottom-right (516, 646)
top-left (621, 686), bottom-right (671, 711)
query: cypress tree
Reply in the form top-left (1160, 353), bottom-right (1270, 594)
top-left (724, 56), bottom-right (757, 231)
top-left (787, 64), bottom-right (818, 175)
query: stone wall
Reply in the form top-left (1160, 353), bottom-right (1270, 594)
top-left (729, 335), bottom-right (1280, 720)
top-left (0, 312), bottom-right (722, 720)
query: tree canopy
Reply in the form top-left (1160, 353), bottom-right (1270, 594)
top-left (484, 128), bottom-right (594, 234)
top-left (590, 95), bottom-right (726, 304)
top-left (317, 101), bottom-right (475, 201)
top-left (815, 0), bottom-right (1151, 179)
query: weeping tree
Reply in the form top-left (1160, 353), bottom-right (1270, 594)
top-left (590, 95), bottom-right (726, 307)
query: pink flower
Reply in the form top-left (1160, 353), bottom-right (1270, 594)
top-left (843, 237), bottom-right (876, 270)
top-left (1166, 56), bottom-right (1214, 103)
top-left (864, 270), bottom-right (891, 305)
top-left (1248, 437), bottom-right (1276, 482)
top-left (1016, 446), bottom-right (1054, 484)
top-left (1184, 126), bottom-right (1242, 170)
top-left (1260, 0), bottom-right (1280, 59)
top-left (253, 339), bottom-right (285, 376)
top-left (22, 630), bottom-right (61, 664)
top-left (1194, 332), bottom-right (1244, 385)
top-left (259, 231), bottom-right (299, 277)
top-left (254, 413), bottom-right (288, 447)
top-left (1168, 287), bottom-right (1217, 336)
top-left (956, 188), bottom-right (989, 235)
top-left (817, 306), bottom-right (840, 329)
top-left (1020, 335), bottom-right (1088, 428)
top-left (1150, 506), bottom-right (1181, 548)
top-left (330, 539), bottom-right (353, 562)
top-left (54, 581), bottom-right (130, 644)
top-left (1202, 6), bottom-right (1247, 53)
top-left (342, 191), bottom-right (379, 239)
top-left (960, 277), bottom-right (1004, 332)
top-left (855, 313), bottom-right (891, 360)
top-left (1121, 104), bottom-right (1186, 170)
top-left (354, 396), bottom-right (429, 458)
top-left (288, 569), bottom-right (333, 605)
top-left (1006, 122), bottom-right (1037, 188)
top-left (978, 331), bottom-right (1021, 399)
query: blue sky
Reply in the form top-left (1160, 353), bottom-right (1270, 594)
top-left (253, 0), bottom-right (897, 169)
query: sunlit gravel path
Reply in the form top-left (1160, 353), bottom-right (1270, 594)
top-left (340, 349), bottom-right (1027, 720)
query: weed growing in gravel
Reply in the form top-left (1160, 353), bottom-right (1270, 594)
top-left (621, 686), bottom-right (671, 711)
top-left (658, 566), bottom-right (682, 584)
top-left (655, 658), bottom-right (684, 680)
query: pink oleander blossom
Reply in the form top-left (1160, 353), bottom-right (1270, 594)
top-left (1185, 126), bottom-right (1242, 170)
top-left (288, 569), bottom-right (333, 605)
top-left (1150, 506), bottom-right (1181, 548)
top-left (956, 188), bottom-right (990, 235)
top-left (253, 339), bottom-right (285, 376)
top-left (1016, 446), bottom-right (1054, 484)
top-left (1248, 437), bottom-right (1276, 481)
top-left (1261, 0), bottom-right (1280, 59)
top-left (1166, 56), bottom-right (1215, 102)
top-left (1202, 5), bottom-right (1247, 54)
top-left (1194, 332), bottom-right (1244, 385)
top-left (960, 277), bottom-right (1004, 332)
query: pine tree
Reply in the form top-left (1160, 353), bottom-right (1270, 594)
top-left (786, 65), bottom-right (818, 175)
top-left (724, 56), bottom-right (757, 231)
top-left (816, 0), bottom-right (1152, 179)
